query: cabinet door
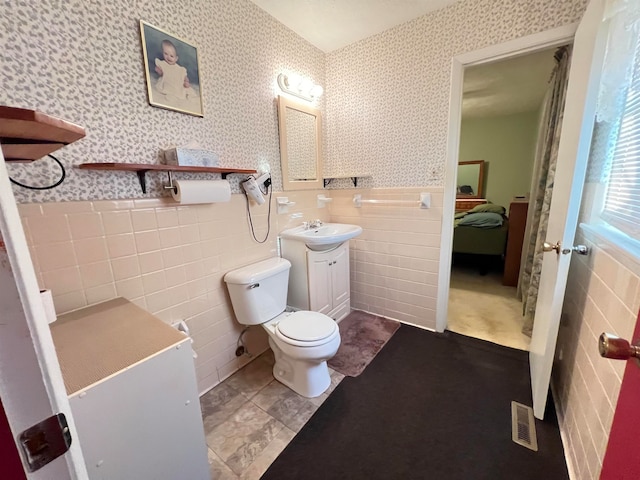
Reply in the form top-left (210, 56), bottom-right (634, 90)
top-left (331, 244), bottom-right (350, 308)
top-left (307, 253), bottom-right (332, 314)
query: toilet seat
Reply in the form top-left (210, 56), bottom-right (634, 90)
top-left (275, 311), bottom-right (338, 347)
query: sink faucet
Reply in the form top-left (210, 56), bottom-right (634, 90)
top-left (308, 219), bottom-right (323, 228)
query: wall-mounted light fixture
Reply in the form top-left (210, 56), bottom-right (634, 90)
top-left (277, 73), bottom-right (323, 102)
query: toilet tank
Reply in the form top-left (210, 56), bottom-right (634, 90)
top-left (223, 257), bottom-right (291, 325)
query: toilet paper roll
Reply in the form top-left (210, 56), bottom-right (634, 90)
top-left (171, 179), bottom-right (231, 204)
top-left (40, 289), bottom-right (57, 324)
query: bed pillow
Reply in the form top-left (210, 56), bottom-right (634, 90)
top-left (469, 203), bottom-right (506, 215)
top-left (456, 212), bottom-right (504, 228)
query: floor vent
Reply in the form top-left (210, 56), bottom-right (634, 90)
top-left (511, 401), bottom-right (538, 451)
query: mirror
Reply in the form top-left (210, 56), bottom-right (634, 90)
top-left (457, 160), bottom-right (485, 198)
top-left (277, 95), bottom-right (323, 190)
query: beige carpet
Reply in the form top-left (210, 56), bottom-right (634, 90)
top-left (447, 266), bottom-right (530, 351)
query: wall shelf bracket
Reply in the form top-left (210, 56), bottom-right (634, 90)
top-left (136, 170), bottom-right (149, 193)
top-left (323, 174), bottom-right (371, 188)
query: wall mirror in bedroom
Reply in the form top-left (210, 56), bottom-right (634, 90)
top-left (456, 160), bottom-right (484, 198)
top-left (277, 95), bottom-right (323, 190)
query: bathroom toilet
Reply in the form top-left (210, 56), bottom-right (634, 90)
top-left (224, 257), bottom-right (341, 398)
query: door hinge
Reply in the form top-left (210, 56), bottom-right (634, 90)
top-left (18, 413), bottom-right (72, 472)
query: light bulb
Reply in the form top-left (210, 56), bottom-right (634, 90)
top-left (287, 73), bottom-right (302, 90)
top-left (310, 84), bottom-right (324, 98)
top-left (299, 78), bottom-right (313, 93)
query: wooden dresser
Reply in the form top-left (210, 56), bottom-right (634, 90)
top-left (503, 199), bottom-right (529, 286)
top-left (455, 198), bottom-right (488, 212)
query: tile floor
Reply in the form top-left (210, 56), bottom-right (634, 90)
top-left (200, 349), bottom-right (345, 479)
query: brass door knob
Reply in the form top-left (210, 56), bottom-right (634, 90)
top-left (542, 241), bottom-right (561, 254)
top-left (598, 333), bottom-right (640, 361)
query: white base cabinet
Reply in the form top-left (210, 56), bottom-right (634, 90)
top-left (50, 298), bottom-right (210, 480)
top-left (280, 239), bottom-right (351, 321)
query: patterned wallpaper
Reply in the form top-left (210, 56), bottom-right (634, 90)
top-left (324, 0), bottom-right (588, 189)
top-left (1, 0), bottom-right (588, 201)
top-left (0, 0), bottom-right (325, 203)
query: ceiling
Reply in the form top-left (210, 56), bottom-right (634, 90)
top-left (249, 0), bottom-right (462, 53)
top-left (462, 48), bottom-right (558, 118)
top-left (249, 1), bottom-right (558, 119)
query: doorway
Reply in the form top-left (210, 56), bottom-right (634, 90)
top-left (446, 47), bottom-right (565, 350)
top-left (434, 22), bottom-right (580, 335)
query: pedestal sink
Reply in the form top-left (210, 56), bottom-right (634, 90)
top-left (279, 223), bottom-right (363, 251)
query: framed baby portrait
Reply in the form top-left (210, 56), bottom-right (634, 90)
top-left (139, 21), bottom-right (204, 117)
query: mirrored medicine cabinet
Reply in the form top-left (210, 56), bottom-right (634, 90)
top-left (277, 95), bottom-right (323, 191)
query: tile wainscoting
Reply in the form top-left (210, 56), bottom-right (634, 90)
top-left (20, 186), bottom-right (444, 393)
top-left (554, 230), bottom-right (640, 479)
top-left (19, 190), bottom-right (329, 394)
top-left (329, 187), bottom-right (443, 330)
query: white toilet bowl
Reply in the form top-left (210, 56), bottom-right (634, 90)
top-left (223, 257), bottom-right (341, 398)
top-left (263, 311), bottom-right (340, 397)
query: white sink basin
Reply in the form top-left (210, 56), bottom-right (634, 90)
top-left (279, 223), bottom-right (363, 250)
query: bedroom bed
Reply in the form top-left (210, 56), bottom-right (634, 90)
top-left (452, 206), bottom-right (509, 273)
top-left (452, 221), bottom-right (509, 256)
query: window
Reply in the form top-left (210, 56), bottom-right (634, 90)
top-left (585, 2), bottom-right (640, 261)
top-left (600, 38), bottom-right (640, 240)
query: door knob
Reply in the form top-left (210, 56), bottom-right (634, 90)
top-left (598, 333), bottom-right (640, 363)
top-left (543, 241), bottom-right (589, 256)
top-left (542, 241), bottom-right (561, 254)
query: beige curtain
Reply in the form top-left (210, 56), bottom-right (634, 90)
top-left (518, 46), bottom-right (572, 336)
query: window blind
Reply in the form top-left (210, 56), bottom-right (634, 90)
top-left (601, 38), bottom-right (640, 238)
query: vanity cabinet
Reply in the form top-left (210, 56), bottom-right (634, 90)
top-left (280, 239), bottom-right (351, 321)
top-left (308, 244), bottom-right (350, 319)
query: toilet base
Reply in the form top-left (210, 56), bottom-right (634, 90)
top-left (269, 339), bottom-right (333, 398)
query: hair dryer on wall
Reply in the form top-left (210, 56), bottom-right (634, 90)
top-left (241, 172), bottom-right (270, 205)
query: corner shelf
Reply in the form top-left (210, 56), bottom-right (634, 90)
top-left (0, 106), bottom-right (86, 162)
top-left (78, 162), bottom-right (257, 193)
top-left (323, 174), bottom-right (371, 188)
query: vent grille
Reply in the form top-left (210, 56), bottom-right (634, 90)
top-left (511, 401), bottom-right (538, 451)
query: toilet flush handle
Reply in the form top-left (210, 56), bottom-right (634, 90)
top-left (248, 283), bottom-right (260, 289)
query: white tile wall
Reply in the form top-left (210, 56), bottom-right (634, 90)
top-left (20, 190), bottom-right (329, 394)
top-left (22, 186), bottom-right (445, 392)
top-left (554, 229), bottom-right (640, 479)
top-left (329, 187), bottom-right (443, 329)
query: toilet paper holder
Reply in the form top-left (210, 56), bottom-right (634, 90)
top-left (163, 171), bottom-right (178, 194)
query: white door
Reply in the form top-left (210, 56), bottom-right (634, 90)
top-left (0, 152), bottom-right (88, 478)
top-left (529, 0), bottom-right (607, 419)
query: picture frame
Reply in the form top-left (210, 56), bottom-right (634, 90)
top-left (139, 20), bottom-right (204, 117)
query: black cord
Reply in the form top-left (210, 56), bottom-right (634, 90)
top-left (9, 154), bottom-right (66, 190)
top-left (244, 175), bottom-right (272, 244)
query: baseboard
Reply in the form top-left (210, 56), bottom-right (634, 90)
top-left (550, 382), bottom-right (578, 480)
top-left (353, 308), bottom-right (436, 333)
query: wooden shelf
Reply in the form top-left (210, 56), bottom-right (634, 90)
top-left (0, 106), bottom-right (86, 161)
top-left (78, 162), bottom-right (257, 193)
top-left (323, 174), bottom-right (371, 187)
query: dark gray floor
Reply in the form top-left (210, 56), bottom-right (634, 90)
top-left (262, 326), bottom-right (568, 480)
